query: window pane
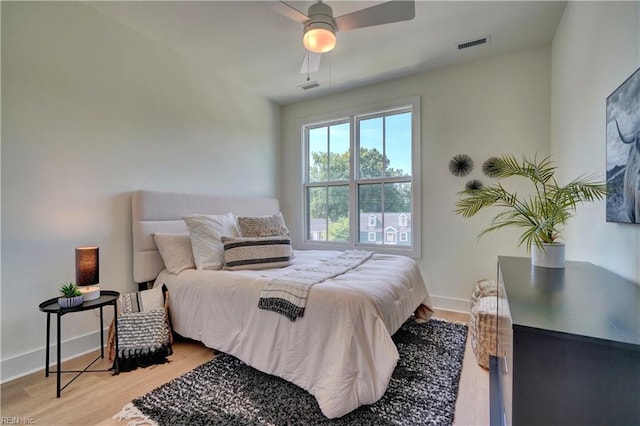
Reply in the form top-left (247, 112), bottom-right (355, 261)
top-left (307, 187), bottom-right (327, 241)
top-left (384, 112), bottom-right (412, 177)
top-left (383, 182), bottom-right (411, 246)
top-left (359, 117), bottom-right (384, 179)
top-left (308, 127), bottom-right (328, 182)
top-left (327, 185), bottom-right (349, 242)
top-left (358, 183), bottom-right (382, 244)
top-left (329, 123), bottom-right (350, 181)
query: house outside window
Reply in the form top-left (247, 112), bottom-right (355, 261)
top-left (384, 226), bottom-right (398, 244)
top-left (302, 97), bottom-right (421, 257)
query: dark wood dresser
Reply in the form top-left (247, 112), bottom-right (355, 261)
top-left (490, 256), bottom-right (640, 426)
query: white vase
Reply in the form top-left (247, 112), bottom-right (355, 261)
top-left (58, 295), bottom-right (84, 308)
top-left (531, 242), bottom-right (565, 268)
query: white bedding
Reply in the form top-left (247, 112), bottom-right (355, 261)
top-left (155, 249), bottom-right (432, 419)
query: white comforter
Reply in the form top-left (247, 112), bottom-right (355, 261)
top-left (154, 250), bottom-right (432, 418)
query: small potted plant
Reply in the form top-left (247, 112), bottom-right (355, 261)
top-left (455, 154), bottom-right (607, 268)
top-left (58, 282), bottom-right (84, 308)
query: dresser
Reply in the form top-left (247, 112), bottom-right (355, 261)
top-left (491, 256), bottom-right (640, 426)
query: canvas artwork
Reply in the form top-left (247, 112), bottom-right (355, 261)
top-left (606, 67), bottom-right (640, 224)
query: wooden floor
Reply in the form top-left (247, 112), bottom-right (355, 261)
top-left (1, 309), bottom-right (488, 425)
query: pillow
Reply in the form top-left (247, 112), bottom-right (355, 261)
top-left (222, 236), bottom-right (293, 271)
top-left (153, 232), bottom-right (195, 274)
top-left (120, 285), bottom-right (165, 313)
top-left (183, 213), bottom-right (240, 270)
top-left (237, 212), bottom-right (290, 238)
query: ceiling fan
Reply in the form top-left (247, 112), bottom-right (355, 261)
top-left (275, 0), bottom-right (415, 74)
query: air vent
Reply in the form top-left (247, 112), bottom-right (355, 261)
top-left (298, 81), bottom-right (320, 90)
top-left (457, 35), bottom-right (490, 50)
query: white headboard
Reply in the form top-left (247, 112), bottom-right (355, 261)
top-left (132, 190), bottom-right (281, 283)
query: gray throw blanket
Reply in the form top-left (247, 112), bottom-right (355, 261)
top-left (258, 250), bottom-right (373, 321)
top-left (114, 309), bottom-right (173, 371)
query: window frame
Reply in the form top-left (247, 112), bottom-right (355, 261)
top-left (300, 96), bottom-right (421, 258)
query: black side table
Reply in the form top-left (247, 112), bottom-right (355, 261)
top-left (39, 290), bottom-right (120, 397)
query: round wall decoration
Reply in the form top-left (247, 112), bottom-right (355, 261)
top-left (482, 157), bottom-right (501, 177)
top-left (465, 179), bottom-right (484, 191)
top-left (448, 154), bottom-right (474, 177)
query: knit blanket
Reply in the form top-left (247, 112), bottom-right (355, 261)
top-left (257, 250), bottom-right (373, 321)
top-left (109, 309), bottom-right (173, 372)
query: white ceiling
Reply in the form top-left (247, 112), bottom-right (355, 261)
top-left (87, 1), bottom-right (567, 105)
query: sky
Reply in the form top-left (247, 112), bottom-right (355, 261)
top-left (308, 111), bottom-right (413, 177)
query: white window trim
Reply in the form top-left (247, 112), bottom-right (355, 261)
top-left (368, 231), bottom-right (376, 242)
top-left (300, 96), bottom-right (421, 258)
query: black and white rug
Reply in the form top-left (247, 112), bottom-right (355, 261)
top-left (115, 318), bottom-right (468, 426)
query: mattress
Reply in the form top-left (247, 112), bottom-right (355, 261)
top-left (154, 249), bottom-right (432, 419)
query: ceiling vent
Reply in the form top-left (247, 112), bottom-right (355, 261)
top-left (457, 35), bottom-right (490, 50)
top-left (298, 80), bottom-right (320, 90)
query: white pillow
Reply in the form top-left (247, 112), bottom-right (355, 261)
top-left (183, 213), bottom-right (240, 270)
top-left (153, 233), bottom-right (195, 274)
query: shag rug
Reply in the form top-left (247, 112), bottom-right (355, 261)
top-left (115, 318), bottom-right (468, 426)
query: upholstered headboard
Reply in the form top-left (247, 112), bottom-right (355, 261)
top-left (132, 190), bottom-right (281, 283)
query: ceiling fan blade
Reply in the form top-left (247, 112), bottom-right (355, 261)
top-left (273, 1), bottom-right (309, 24)
top-left (335, 0), bottom-right (415, 31)
top-left (300, 51), bottom-right (321, 74)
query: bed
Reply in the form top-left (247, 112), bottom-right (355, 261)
top-left (132, 190), bottom-right (433, 419)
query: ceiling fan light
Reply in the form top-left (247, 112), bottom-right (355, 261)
top-left (303, 24), bottom-right (336, 53)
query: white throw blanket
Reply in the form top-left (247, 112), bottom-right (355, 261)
top-left (258, 250), bottom-right (373, 321)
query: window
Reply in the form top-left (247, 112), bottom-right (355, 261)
top-left (302, 97), bottom-right (421, 257)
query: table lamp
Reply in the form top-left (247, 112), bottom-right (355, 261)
top-left (76, 246), bottom-right (100, 301)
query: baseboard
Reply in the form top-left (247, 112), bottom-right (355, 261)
top-left (431, 295), bottom-right (470, 314)
top-left (1, 328), bottom-right (108, 384)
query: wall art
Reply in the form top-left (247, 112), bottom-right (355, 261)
top-left (606, 67), bottom-right (640, 224)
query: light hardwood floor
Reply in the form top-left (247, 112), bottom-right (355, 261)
top-left (1, 309), bottom-right (488, 425)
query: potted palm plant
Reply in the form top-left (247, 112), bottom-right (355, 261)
top-left (455, 155), bottom-right (607, 268)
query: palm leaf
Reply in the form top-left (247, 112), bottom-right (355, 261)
top-left (454, 154), bottom-right (607, 249)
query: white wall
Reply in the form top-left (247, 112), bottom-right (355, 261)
top-left (1, 2), bottom-right (280, 381)
top-left (282, 47), bottom-right (551, 312)
top-left (551, 1), bottom-right (640, 283)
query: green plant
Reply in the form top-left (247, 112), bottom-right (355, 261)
top-left (455, 154), bottom-right (607, 250)
top-left (59, 282), bottom-right (82, 298)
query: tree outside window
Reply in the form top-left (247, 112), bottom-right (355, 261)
top-left (302, 99), bottom-right (420, 256)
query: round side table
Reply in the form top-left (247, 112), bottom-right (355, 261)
top-left (39, 290), bottom-right (120, 397)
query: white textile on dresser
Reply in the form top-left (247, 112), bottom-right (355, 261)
top-left (154, 249), bottom-right (432, 419)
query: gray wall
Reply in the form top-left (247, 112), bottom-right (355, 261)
top-left (551, 1), bottom-right (640, 282)
top-left (282, 46), bottom-right (551, 312)
top-left (1, 2), bottom-right (281, 381)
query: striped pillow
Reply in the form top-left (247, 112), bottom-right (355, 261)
top-left (222, 236), bottom-right (292, 271)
